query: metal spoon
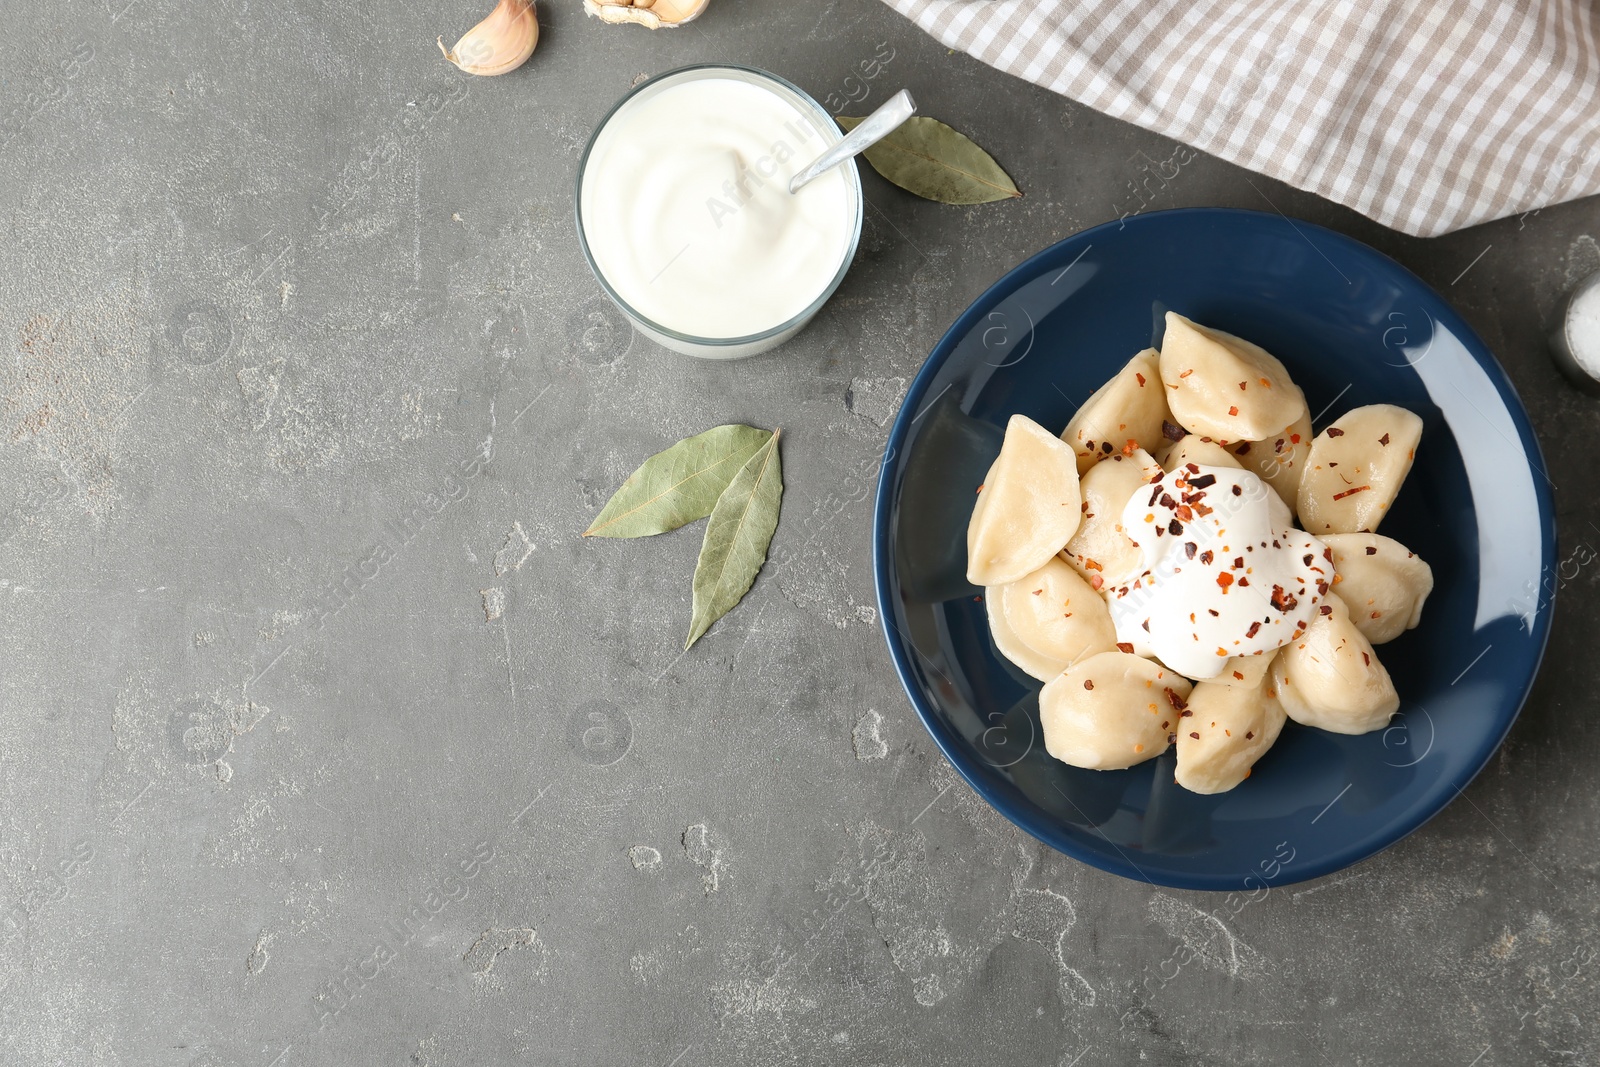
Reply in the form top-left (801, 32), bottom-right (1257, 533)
top-left (789, 90), bottom-right (917, 194)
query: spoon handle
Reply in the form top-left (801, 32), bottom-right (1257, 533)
top-left (789, 90), bottom-right (917, 194)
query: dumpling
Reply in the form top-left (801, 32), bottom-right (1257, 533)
top-left (1040, 651), bottom-right (1193, 770)
top-left (1174, 652), bottom-right (1287, 794)
top-left (1296, 404), bottom-right (1423, 535)
top-left (1228, 398), bottom-right (1312, 510)
top-left (967, 415), bottom-right (1082, 586)
top-left (986, 558), bottom-right (1117, 681)
top-left (1062, 448), bottom-right (1161, 590)
top-left (1060, 350), bottom-right (1171, 474)
top-left (1323, 533), bottom-right (1433, 644)
top-left (1159, 313), bottom-right (1303, 441)
top-left (1159, 434), bottom-right (1243, 473)
top-left (1271, 594), bottom-right (1399, 734)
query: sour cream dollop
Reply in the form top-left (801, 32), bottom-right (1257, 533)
top-left (1108, 463), bottom-right (1330, 679)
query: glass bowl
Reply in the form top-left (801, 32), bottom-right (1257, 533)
top-left (574, 64), bottom-right (863, 360)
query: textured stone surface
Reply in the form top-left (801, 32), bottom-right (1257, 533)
top-left (0, 2), bottom-right (1597, 1065)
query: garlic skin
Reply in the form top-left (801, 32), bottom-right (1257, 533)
top-left (583, 0), bottom-right (709, 29)
top-left (439, 0), bottom-right (538, 76)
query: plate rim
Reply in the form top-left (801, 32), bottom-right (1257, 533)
top-left (871, 205), bottom-right (1557, 891)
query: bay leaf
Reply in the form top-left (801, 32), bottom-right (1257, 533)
top-left (584, 424), bottom-right (773, 538)
top-left (838, 114), bottom-right (1021, 205)
top-left (686, 429), bottom-right (783, 648)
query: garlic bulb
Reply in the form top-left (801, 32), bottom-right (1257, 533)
top-left (439, 0), bottom-right (538, 76)
top-left (582, 0), bottom-right (709, 29)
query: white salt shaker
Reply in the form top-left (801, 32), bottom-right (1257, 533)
top-left (1550, 269), bottom-right (1600, 392)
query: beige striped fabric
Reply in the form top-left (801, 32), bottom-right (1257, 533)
top-left (882, 0), bottom-right (1600, 236)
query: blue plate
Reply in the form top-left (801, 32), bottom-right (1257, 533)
top-left (873, 208), bottom-right (1556, 891)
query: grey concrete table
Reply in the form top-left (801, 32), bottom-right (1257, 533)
top-left (1, 1), bottom-right (1596, 1064)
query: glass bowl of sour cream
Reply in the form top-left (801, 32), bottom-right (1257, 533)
top-left (575, 65), bottom-right (863, 359)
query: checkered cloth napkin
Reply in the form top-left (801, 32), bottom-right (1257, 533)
top-left (882, 0), bottom-right (1600, 236)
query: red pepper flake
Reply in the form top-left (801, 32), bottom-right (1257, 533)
top-left (1185, 463), bottom-right (1200, 474)
top-left (1165, 688), bottom-right (1188, 711)
top-left (1207, 608), bottom-right (1219, 617)
top-left (1361, 651), bottom-right (1371, 666)
top-left (1228, 405), bottom-right (1239, 416)
top-left (1136, 372), bottom-right (1147, 386)
top-left (1274, 438), bottom-right (1286, 454)
top-left (1231, 484), bottom-right (1242, 496)
top-left (1090, 574), bottom-right (1104, 590)
top-left (1332, 485), bottom-right (1370, 500)
top-left (1176, 504), bottom-right (1193, 522)
top-left (1233, 670), bottom-right (1245, 680)
top-left (1239, 381), bottom-right (1248, 390)
top-left (1225, 729), bottom-right (1232, 737)
top-left (974, 596), bottom-right (982, 602)
top-left (1216, 572), bottom-right (1234, 591)
top-left (1316, 579), bottom-right (1329, 595)
top-left (1161, 720), bottom-right (1169, 730)
top-left (1162, 420), bottom-right (1187, 441)
top-left (976, 484), bottom-right (984, 494)
top-left (1259, 377), bottom-right (1271, 387)
top-left (1142, 619), bottom-right (1151, 632)
top-left (1371, 611), bottom-right (1381, 619)
top-left (1270, 584), bottom-right (1298, 612)
top-left (1365, 545), bottom-right (1378, 555)
top-left (1121, 438), bottom-right (1138, 456)
top-left (1245, 731), bottom-right (1254, 740)
top-left (1194, 501), bottom-right (1214, 517)
top-left (1116, 642), bottom-right (1134, 654)
top-left (1246, 621), bottom-right (1261, 638)
top-left (1290, 433), bottom-right (1302, 444)
top-left (1083, 679), bottom-right (1095, 690)
top-left (1168, 518), bottom-right (1184, 535)
top-left (1179, 368), bottom-right (1194, 378)
top-left (1238, 577), bottom-right (1249, 586)
top-left (1184, 541), bottom-right (1197, 559)
top-left (1101, 441), bottom-right (1115, 454)
top-left (1189, 473), bottom-right (1217, 489)
top-left (1379, 432), bottom-right (1390, 445)
top-left (1234, 441), bottom-right (1251, 455)
top-left (1084, 558), bottom-right (1103, 571)
top-left (1326, 426), bottom-right (1345, 437)
top-left (1216, 647), bottom-right (1228, 656)
top-left (1319, 604), bottom-right (1333, 615)
top-left (1032, 588), bottom-right (1044, 595)
top-left (1233, 556), bottom-right (1244, 569)
top-left (1189, 732), bottom-right (1201, 740)
top-left (1200, 550), bottom-right (1214, 564)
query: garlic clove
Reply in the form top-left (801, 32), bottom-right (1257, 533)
top-left (582, 0), bottom-right (708, 29)
top-left (439, 0), bottom-right (538, 76)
